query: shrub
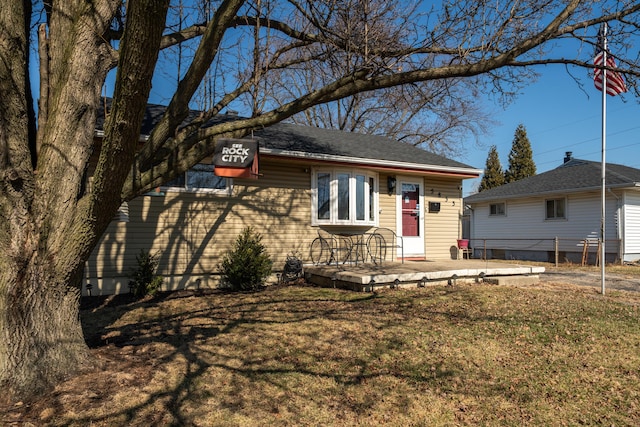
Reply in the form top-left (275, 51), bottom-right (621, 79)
top-left (220, 227), bottom-right (273, 291)
top-left (129, 249), bottom-right (163, 298)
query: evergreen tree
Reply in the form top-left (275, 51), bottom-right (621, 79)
top-left (478, 145), bottom-right (505, 192)
top-left (505, 124), bottom-right (536, 183)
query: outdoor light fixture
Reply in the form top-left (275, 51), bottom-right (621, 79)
top-left (448, 274), bottom-right (458, 286)
top-left (418, 276), bottom-right (428, 288)
top-left (387, 176), bottom-right (396, 194)
top-left (368, 279), bottom-right (376, 292)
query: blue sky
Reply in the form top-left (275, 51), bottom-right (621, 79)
top-left (459, 66), bottom-right (639, 197)
top-left (95, 6), bottom-right (638, 199)
top-left (140, 57), bottom-right (637, 198)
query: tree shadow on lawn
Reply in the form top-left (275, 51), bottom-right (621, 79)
top-left (65, 286), bottom-right (499, 425)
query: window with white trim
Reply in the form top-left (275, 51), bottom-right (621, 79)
top-left (312, 168), bottom-right (378, 225)
top-left (489, 202), bottom-right (506, 216)
top-left (545, 198), bottom-right (566, 220)
top-left (163, 163), bottom-right (231, 194)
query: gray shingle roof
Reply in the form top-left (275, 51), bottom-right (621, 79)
top-left (96, 99), bottom-right (478, 173)
top-left (252, 121), bottom-right (474, 169)
top-left (465, 158), bottom-right (640, 203)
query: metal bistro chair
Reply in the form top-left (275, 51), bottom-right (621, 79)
top-left (310, 230), bottom-right (360, 266)
top-left (338, 231), bottom-right (369, 265)
top-left (367, 227), bottom-right (404, 264)
top-left (310, 230), bottom-right (338, 266)
top-left (332, 231), bottom-right (359, 265)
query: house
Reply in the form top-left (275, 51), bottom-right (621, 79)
top-left (464, 152), bottom-right (640, 264)
top-left (85, 101), bottom-right (482, 295)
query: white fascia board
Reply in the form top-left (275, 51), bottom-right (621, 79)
top-left (94, 130), bottom-right (482, 176)
top-left (260, 147), bottom-right (483, 176)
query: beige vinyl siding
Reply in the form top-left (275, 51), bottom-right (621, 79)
top-left (378, 173), bottom-right (397, 230)
top-left (377, 173), bottom-right (463, 260)
top-left (227, 160), bottom-right (313, 263)
top-left (87, 158), bottom-right (469, 293)
top-left (423, 177), bottom-right (464, 260)
top-left (87, 158), bottom-right (314, 290)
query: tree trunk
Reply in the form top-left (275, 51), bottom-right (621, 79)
top-left (0, 0), bottom-right (169, 400)
top-left (0, 257), bottom-right (89, 399)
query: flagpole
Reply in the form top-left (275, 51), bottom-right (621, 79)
top-left (600, 23), bottom-right (607, 296)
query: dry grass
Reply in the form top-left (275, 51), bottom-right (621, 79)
top-left (4, 281), bottom-right (640, 426)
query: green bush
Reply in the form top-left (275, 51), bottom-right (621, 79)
top-left (220, 227), bottom-right (273, 291)
top-left (129, 249), bottom-right (163, 298)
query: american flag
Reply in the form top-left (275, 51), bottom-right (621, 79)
top-left (594, 23), bottom-right (627, 96)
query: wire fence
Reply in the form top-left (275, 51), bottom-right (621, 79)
top-left (467, 237), bottom-right (623, 267)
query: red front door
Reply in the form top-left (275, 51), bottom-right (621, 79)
top-left (397, 180), bottom-right (424, 257)
top-left (401, 183), bottom-right (420, 237)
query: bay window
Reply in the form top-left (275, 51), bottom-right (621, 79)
top-left (312, 168), bottom-right (378, 225)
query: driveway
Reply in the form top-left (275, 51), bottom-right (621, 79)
top-left (540, 267), bottom-right (640, 292)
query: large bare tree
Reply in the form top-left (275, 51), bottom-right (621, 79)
top-left (258, 0), bottom-right (495, 156)
top-left (1, 0), bottom-right (640, 400)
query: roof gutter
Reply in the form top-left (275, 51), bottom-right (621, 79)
top-left (466, 183), bottom-right (640, 203)
top-left (94, 129), bottom-right (482, 178)
top-left (260, 148), bottom-right (482, 178)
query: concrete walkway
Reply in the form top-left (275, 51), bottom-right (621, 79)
top-left (304, 259), bottom-right (545, 291)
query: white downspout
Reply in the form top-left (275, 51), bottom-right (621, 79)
top-left (608, 189), bottom-right (622, 263)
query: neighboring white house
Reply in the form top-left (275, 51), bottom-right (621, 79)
top-left (464, 152), bottom-right (640, 264)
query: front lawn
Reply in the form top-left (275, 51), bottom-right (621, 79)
top-left (5, 282), bottom-right (640, 426)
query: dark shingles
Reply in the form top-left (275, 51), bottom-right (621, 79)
top-left (465, 158), bottom-right (640, 203)
top-left (252, 121), bottom-right (474, 168)
top-left (96, 99), bottom-right (477, 171)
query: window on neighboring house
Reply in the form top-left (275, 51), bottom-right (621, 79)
top-left (163, 163), bottom-right (230, 194)
top-left (545, 198), bottom-right (566, 219)
top-left (489, 202), bottom-right (506, 216)
top-left (312, 168), bottom-right (378, 225)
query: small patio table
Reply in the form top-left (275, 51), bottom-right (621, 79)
top-left (336, 232), bottom-right (370, 265)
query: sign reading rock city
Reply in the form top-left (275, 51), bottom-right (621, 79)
top-left (213, 139), bottom-right (259, 178)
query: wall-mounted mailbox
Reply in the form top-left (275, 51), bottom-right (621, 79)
top-left (428, 202), bottom-right (441, 213)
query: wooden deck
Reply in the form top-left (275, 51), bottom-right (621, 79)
top-left (304, 259), bottom-right (545, 291)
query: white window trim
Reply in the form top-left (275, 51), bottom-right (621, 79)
top-left (489, 202), bottom-right (506, 216)
top-left (161, 164), bottom-right (232, 195)
top-left (545, 197), bottom-right (567, 220)
top-left (311, 167), bottom-right (379, 226)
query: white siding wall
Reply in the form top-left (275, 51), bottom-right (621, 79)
top-left (623, 191), bottom-right (640, 262)
top-left (470, 191), bottom-right (619, 255)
